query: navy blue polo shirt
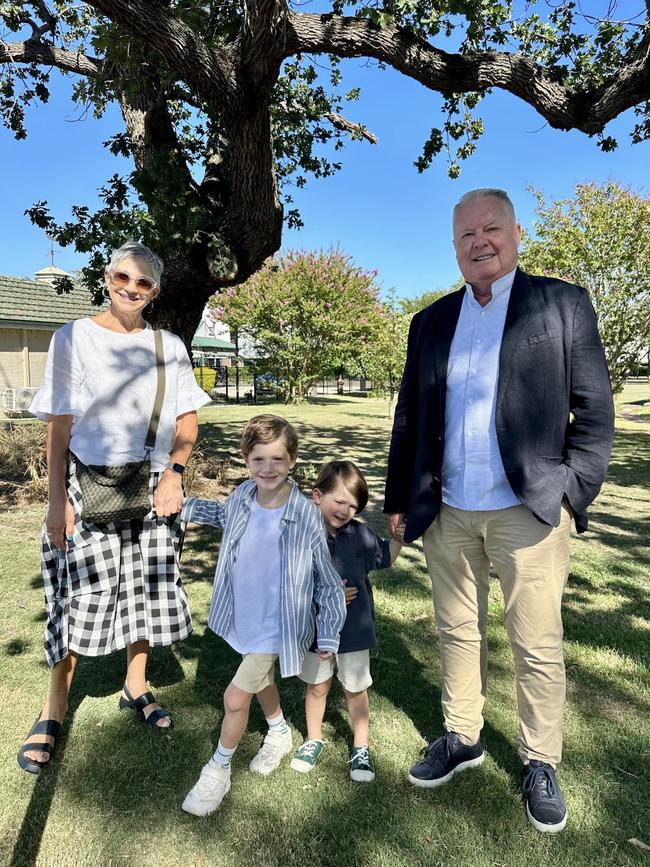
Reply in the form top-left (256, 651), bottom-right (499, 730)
top-left (312, 519), bottom-right (392, 654)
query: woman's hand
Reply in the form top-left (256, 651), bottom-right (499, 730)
top-left (46, 498), bottom-right (75, 550)
top-left (153, 469), bottom-right (184, 517)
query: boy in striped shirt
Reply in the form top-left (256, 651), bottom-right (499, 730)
top-left (181, 415), bottom-right (346, 817)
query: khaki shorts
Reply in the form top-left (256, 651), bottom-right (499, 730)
top-left (231, 653), bottom-right (278, 693)
top-left (299, 649), bottom-right (372, 693)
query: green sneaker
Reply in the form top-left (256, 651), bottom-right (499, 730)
top-left (349, 744), bottom-right (375, 782)
top-left (290, 739), bottom-right (325, 774)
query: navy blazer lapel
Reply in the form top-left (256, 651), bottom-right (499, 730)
top-left (433, 288), bottom-right (464, 399)
top-left (497, 268), bottom-right (533, 412)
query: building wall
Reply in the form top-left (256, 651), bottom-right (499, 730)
top-left (27, 329), bottom-right (52, 387)
top-left (0, 329), bottom-right (23, 390)
top-left (0, 326), bottom-right (54, 394)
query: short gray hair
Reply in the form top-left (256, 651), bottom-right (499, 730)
top-left (453, 188), bottom-right (516, 222)
top-left (107, 241), bottom-right (164, 284)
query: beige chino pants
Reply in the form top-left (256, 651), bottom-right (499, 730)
top-left (422, 503), bottom-right (571, 767)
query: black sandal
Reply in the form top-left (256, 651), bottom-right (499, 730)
top-left (119, 684), bottom-right (173, 728)
top-left (17, 716), bottom-right (61, 775)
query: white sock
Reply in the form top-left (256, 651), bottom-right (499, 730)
top-left (266, 712), bottom-right (289, 735)
top-left (212, 740), bottom-right (237, 768)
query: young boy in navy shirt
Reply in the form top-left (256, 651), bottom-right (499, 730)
top-left (291, 460), bottom-right (402, 781)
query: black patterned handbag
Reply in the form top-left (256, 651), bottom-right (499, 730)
top-left (74, 330), bottom-right (166, 524)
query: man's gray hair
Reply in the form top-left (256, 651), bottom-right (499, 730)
top-left (107, 241), bottom-right (164, 284)
top-left (453, 188), bottom-right (516, 222)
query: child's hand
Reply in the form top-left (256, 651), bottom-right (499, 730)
top-left (343, 579), bottom-right (358, 605)
top-left (387, 512), bottom-right (406, 542)
top-left (317, 650), bottom-right (333, 660)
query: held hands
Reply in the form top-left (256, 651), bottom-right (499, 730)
top-left (153, 469), bottom-right (184, 518)
top-left (387, 512), bottom-right (407, 543)
top-left (46, 498), bottom-right (75, 550)
top-left (317, 650), bottom-right (333, 660)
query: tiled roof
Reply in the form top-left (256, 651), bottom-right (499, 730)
top-left (0, 274), bottom-right (106, 326)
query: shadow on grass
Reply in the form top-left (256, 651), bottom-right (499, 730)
top-left (10, 410), bottom-right (650, 865)
top-left (4, 637), bottom-right (31, 656)
top-left (603, 430), bottom-right (650, 489)
top-left (10, 645), bottom-right (184, 867)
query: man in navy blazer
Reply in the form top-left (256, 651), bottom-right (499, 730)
top-left (384, 188), bottom-right (614, 833)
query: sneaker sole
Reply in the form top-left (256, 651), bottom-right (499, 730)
top-left (290, 757), bottom-right (316, 773)
top-left (249, 741), bottom-right (294, 776)
top-left (408, 751), bottom-right (485, 788)
top-left (350, 769), bottom-right (375, 783)
top-left (181, 782), bottom-right (231, 817)
top-left (525, 802), bottom-right (568, 834)
top-left (181, 798), bottom-right (219, 817)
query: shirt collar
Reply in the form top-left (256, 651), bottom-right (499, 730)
top-left (465, 266), bottom-right (517, 306)
top-left (329, 520), bottom-right (354, 539)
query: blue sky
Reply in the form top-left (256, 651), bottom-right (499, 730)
top-left (0, 52), bottom-right (647, 299)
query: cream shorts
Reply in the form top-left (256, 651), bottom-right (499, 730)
top-left (231, 653), bottom-right (278, 693)
top-left (299, 649), bottom-right (372, 693)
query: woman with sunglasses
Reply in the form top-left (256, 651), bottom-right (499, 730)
top-left (18, 241), bottom-right (210, 775)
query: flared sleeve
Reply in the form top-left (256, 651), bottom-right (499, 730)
top-left (30, 322), bottom-right (84, 420)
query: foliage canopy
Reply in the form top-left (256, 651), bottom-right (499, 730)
top-left (521, 180), bottom-right (650, 393)
top-left (1, 1), bottom-right (649, 342)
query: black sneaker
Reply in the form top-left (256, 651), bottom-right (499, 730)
top-left (408, 732), bottom-right (485, 788)
top-left (522, 761), bottom-right (568, 833)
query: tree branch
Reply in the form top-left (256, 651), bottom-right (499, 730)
top-left (238, 0), bottom-right (289, 93)
top-left (325, 112), bottom-right (378, 143)
top-left (286, 13), bottom-right (650, 135)
top-left (25, 0), bottom-right (58, 39)
top-left (0, 39), bottom-right (103, 77)
top-left (85, 0), bottom-right (239, 109)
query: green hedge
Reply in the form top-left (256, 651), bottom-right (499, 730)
top-left (194, 367), bottom-right (217, 391)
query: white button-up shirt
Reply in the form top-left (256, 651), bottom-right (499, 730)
top-left (441, 269), bottom-right (520, 511)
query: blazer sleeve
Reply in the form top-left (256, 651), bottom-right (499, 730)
top-left (563, 288), bottom-right (615, 515)
top-left (383, 311), bottom-right (422, 514)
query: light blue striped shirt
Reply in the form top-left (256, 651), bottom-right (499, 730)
top-left (181, 480), bottom-right (347, 677)
top-left (442, 269), bottom-right (521, 511)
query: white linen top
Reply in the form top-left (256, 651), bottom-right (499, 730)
top-left (225, 498), bottom-right (284, 654)
top-left (441, 269), bottom-right (521, 511)
top-left (31, 318), bottom-right (211, 471)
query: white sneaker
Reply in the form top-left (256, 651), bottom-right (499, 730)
top-left (182, 759), bottom-right (231, 816)
top-left (249, 729), bottom-right (293, 775)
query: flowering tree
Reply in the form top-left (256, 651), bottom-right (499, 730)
top-left (353, 284), bottom-right (459, 415)
top-left (521, 181), bottom-right (650, 393)
top-left (212, 250), bottom-right (385, 402)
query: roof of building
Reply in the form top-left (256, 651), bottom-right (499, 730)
top-left (0, 274), bottom-right (105, 326)
top-left (192, 335), bottom-right (236, 352)
top-left (34, 265), bottom-right (70, 279)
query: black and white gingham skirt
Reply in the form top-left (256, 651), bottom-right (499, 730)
top-left (41, 467), bottom-right (192, 668)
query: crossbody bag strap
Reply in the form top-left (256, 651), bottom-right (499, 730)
top-left (144, 329), bottom-right (166, 453)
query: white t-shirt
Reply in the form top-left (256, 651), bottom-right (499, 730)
top-left (226, 498), bottom-right (285, 654)
top-left (31, 318), bottom-right (211, 470)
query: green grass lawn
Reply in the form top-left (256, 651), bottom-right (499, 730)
top-left (1, 388), bottom-right (649, 866)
